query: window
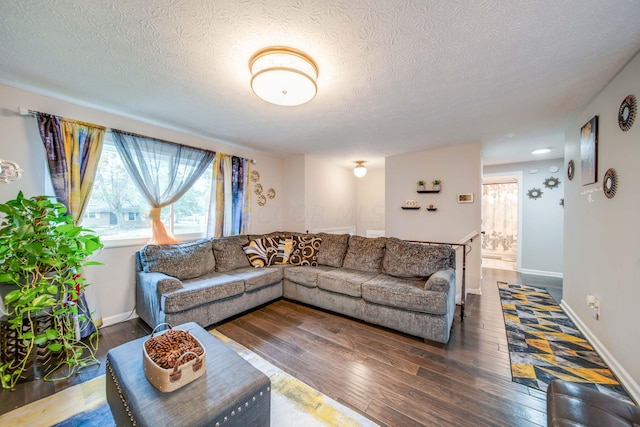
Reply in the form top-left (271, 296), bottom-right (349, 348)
top-left (83, 134), bottom-right (212, 241)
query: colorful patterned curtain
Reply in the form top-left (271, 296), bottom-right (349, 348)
top-left (207, 153), bottom-right (251, 237)
top-left (35, 113), bottom-right (106, 338)
top-left (111, 129), bottom-right (215, 244)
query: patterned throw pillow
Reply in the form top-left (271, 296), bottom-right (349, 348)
top-left (289, 235), bottom-right (323, 266)
top-left (242, 237), bottom-right (280, 267)
top-left (273, 236), bottom-right (294, 265)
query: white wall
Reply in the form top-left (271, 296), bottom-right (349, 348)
top-left (484, 159), bottom-right (564, 276)
top-left (563, 51), bottom-right (640, 400)
top-left (0, 83), bottom-right (285, 325)
top-left (304, 156), bottom-right (357, 233)
top-left (356, 166), bottom-right (385, 236)
top-left (386, 142), bottom-right (483, 299)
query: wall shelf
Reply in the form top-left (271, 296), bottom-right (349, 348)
top-left (426, 207), bottom-right (437, 212)
top-left (401, 206), bottom-right (420, 210)
top-left (417, 190), bottom-right (440, 194)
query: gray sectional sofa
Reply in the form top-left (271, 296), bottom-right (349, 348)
top-left (135, 232), bottom-right (457, 343)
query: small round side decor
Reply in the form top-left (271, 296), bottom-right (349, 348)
top-left (618, 95), bottom-right (636, 132)
top-left (603, 168), bottom-right (618, 199)
top-left (567, 160), bottom-right (575, 181)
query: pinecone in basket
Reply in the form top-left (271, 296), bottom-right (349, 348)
top-left (144, 329), bottom-right (204, 369)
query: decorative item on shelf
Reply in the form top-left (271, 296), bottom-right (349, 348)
top-left (353, 161), bottom-right (367, 178)
top-left (543, 177), bottom-right (561, 189)
top-left (417, 180), bottom-right (426, 191)
top-left (0, 158), bottom-right (23, 184)
top-left (618, 94), bottom-right (636, 132)
top-left (560, 198), bottom-right (565, 207)
top-left (257, 194), bottom-right (266, 206)
top-left (401, 199), bottom-right (419, 210)
top-left (603, 168), bottom-right (618, 199)
top-left (527, 188), bottom-right (543, 200)
top-left (266, 188), bottom-right (276, 199)
top-left (432, 179), bottom-right (441, 191)
top-left (253, 183), bottom-right (263, 195)
top-left (567, 160), bottom-right (575, 181)
top-left (0, 192), bottom-right (103, 389)
top-left (250, 170), bottom-right (260, 182)
top-left (457, 193), bottom-right (474, 203)
top-left (426, 204), bottom-right (437, 211)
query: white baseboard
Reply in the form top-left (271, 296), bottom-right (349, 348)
top-left (467, 288), bottom-right (482, 295)
top-left (101, 311), bottom-right (139, 328)
top-left (519, 268), bottom-right (563, 278)
top-left (561, 301), bottom-right (640, 404)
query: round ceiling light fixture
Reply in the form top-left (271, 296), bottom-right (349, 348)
top-left (249, 46), bottom-right (318, 106)
top-left (353, 161), bottom-right (367, 178)
top-left (531, 147), bottom-right (552, 155)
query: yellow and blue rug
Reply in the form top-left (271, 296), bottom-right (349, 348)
top-left (497, 281), bottom-right (632, 403)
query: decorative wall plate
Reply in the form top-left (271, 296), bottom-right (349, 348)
top-left (527, 188), bottom-right (543, 200)
top-left (618, 95), bottom-right (636, 132)
top-left (266, 188), bottom-right (276, 199)
top-left (257, 194), bottom-right (266, 206)
top-left (543, 177), bottom-right (561, 189)
top-left (548, 165), bottom-right (560, 173)
top-left (567, 160), bottom-right (575, 181)
top-left (603, 168), bottom-right (618, 199)
top-left (253, 183), bottom-right (263, 195)
top-left (0, 159), bottom-right (23, 183)
top-left (250, 170), bottom-right (260, 182)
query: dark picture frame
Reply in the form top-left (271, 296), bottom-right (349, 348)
top-left (580, 116), bottom-right (598, 185)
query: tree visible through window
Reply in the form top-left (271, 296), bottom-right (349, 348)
top-left (83, 134), bottom-right (212, 240)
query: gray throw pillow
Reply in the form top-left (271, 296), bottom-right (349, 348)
top-left (382, 238), bottom-right (451, 279)
top-left (316, 233), bottom-right (350, 267)
top-left (212, 235), bottom-right (251, 272)
top-left (342, 235), bottom-right (387, 273)
top-left (139, 239), bottom-right (216, 280)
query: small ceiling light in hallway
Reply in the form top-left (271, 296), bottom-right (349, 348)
top-left (353, 161), bottom-right (367, 178)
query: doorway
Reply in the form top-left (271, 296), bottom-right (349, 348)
top-left (482, 174), bottom-right (520, 271)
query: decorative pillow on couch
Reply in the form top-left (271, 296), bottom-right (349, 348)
top-left (382, 238), bottom-right (452, 279)
top-left (139, 238), bottom-right (216, 280)
top-left (243, 237), bottom-right (280, 267)
top-left (288, 235), bottom-right (323, 266)
top-left (342, 235), bottom-right (386, 273)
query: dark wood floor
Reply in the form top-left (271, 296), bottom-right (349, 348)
top-left (1, 268), bottom-right (562, 425)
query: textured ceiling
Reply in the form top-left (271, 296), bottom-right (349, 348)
top-left (1, 0), bottom-right (640, 167)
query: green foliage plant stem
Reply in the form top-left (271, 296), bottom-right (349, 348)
top-left (0, 192), bottom-right (103, 389)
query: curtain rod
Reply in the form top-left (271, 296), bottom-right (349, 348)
top-left (18, 106), bottom-right (256, 164)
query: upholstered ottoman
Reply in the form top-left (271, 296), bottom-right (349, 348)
top-left (106, 322), bottom-right (270, 427)
top-left (547, 379), bottom-right (639, 426)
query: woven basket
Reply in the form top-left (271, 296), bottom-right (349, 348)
top-left (143, 323), bottom-right (206, 392)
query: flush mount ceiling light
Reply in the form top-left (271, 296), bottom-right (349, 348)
top-left (531, 147), bottom-right (552, 155)
top-left (353, 161), bottom-right (367, 178)
top-left (249, 46), bottom-right (318, 106)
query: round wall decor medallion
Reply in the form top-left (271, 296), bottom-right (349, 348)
top-left (250, 170), bottom-right (260, 182)
top-left (527, 188), bottom-right (543, 200)
top-left (567, 160), bottom-right (575, 181)
top-left (257, 194), bottom-right (267, 206)
top-left (618, 94), bottom-right (636, 132)
top-left (543, 177), bottom-right (561, 189)
top-left (603, 168), bottom-right (618, 199)
top-left (266, 188), bottom-right (276, 199)
top-left (254, 183), bottom-right (263, 195)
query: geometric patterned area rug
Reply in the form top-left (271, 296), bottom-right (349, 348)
top-left (497, 281), bottom-right (633, 404)
top-left (0, 331), bottom-right (379, 427)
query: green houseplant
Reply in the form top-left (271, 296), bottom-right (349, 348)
top-left (417, 180), bottom-right (426, 191)
top-left (432, 179), bottom-right (442, 191)
top-left (0, 192), bottom-right (103, 389)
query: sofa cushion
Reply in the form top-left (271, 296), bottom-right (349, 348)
top-left (242, 237), bottom-right (280, 267)
top-left (361, 274), bottom-right (448, 315)
top-left (316, 233), bottom-right (350, 267)
top-left (342, 236), bottom-right (387, 273)
top-left (227, 266), bottom-right (284, 292)
top-left (161, 272), bottom-right (244, 313)
top-left (383, 238), bottom-right (452, 279)
top-left (289, 235), bottom-right (323, 266)
top-left (284, 265), bottom-right (334, 287)
top-left (139, 239), bottom-right (216, 280)
top-left (317, 268), bottom-right (377, 297)
top-left (212, 235), bottom-right (251, 272)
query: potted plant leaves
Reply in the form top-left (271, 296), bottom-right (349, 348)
top-left (0, 191), bottom-right (103, 389)
top-left (432, 180), bottom-right (442, 191)
top-left (417, 180), bottom-right (426, 191)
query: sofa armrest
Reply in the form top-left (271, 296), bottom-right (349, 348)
top-left (425, 268), bottom-right (455, 293)
top-left (136, 271), bottom-right (183, 327)
top-left (138, 271), bottom-right (184, 295)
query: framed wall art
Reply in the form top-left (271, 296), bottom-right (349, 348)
top-left (580, 116), bottom-right (598, 186)
top-left (457, 193), bottom-right (474, 203)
